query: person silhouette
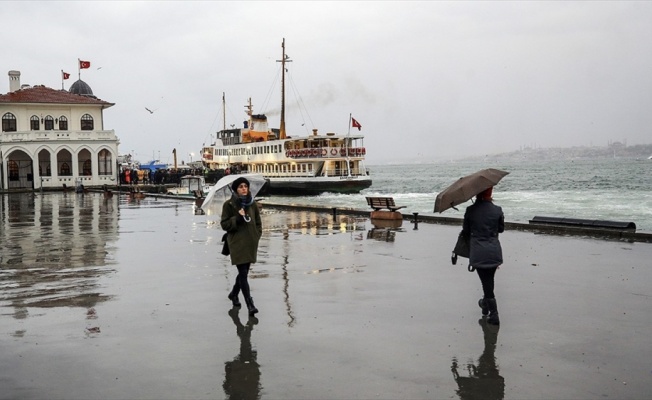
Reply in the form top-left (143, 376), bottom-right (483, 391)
top-left (451, 319), bottom-right (505, 400)
top-left (223, 308), bottom-right (261, 400)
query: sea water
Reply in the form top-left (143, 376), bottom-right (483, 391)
top-left (265, 158), bottom-right (652, 232)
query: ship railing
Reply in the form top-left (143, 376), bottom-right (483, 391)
top-left (262, 169), bottom-right (366, 178)
top-left (285, 147), bottom-right (367, 158)
top-left (322, 168), bottom-right (366, 177)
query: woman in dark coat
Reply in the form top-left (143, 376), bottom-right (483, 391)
top-left (221, 177), bottom-right (263, 315)
top-left (461, 186), bottom-right (504, 325)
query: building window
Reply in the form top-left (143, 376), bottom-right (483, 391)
top-left (30, 115), bottom-right (40, 130)
top-left (44, 115), bottom-right (54, 130)
top-left (59, 116), bottom-right (68, 130)
top-left (81, 114), bottom-right (94, 131)
top-left (98, 149), bottom-right (113, 175)
top-left (82, 160), bottom-right (92, 175)
top-left (2, 112), bottom-right (17, 132)
top-left (60, 162), bottom-right (72, 176)
top-left (8, 161), bottom-right (19, 181)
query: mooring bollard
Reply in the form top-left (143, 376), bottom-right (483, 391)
top-left (412, 212), bottom-right (419, 230)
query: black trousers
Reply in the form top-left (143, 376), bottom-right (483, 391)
top-left (476, 267), bottom-right (498, 299)
top-left (233, 263), bottom-right (252, 299)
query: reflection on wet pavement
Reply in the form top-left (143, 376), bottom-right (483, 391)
top-left (0, 193), bottom-right (119, 319)
top-left (451, 319), bottom-right (505, 400)
top-left (224, 308), bottom-right (261, 399)
top-left (2, 191), bottom-right (650, 399)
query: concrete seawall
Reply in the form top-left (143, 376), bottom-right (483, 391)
top-left (260, 201), bottom-right (652, 243)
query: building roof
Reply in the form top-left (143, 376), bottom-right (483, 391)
top-left (0, 85), bottom-right (114, 107)
top-left (69, 79), bottom-right (94, 97)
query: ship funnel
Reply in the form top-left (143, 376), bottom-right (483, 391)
top-left (312, 129), bottom-right (318, 136)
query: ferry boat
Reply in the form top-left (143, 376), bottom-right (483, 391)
top-left (200, 39), bottom-right (372, 195)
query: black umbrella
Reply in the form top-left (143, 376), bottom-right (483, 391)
top-left (434, 168), bottom-right (509, 213)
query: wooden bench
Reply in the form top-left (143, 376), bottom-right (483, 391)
top-left (366, 196), bottom-right (406, 212)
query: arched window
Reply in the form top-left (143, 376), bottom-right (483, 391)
top-left (58, 116), bottom-right (68, 130)
top-left (81, 114), bottom-right (94, 131)
top-left (8, 160), bottom-right (19, 181)
top-left (98, 149), bottom-right (113, 175)
top-left (60, 162), bottom-right (71, 176)
top-left (82, 160), bottom-right (92, 175)
top-left (2, 112), bottom-right (17, 132)
top-left (30, 115), bottom-right (40, 130)
top-left (44, 115), bottom-right (54, 130)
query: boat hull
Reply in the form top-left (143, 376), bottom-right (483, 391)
top-left (266, 176), bottom-right (372, 195)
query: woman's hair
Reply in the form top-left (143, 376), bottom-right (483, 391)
top-left (477, 186), bottom-right (493, 201)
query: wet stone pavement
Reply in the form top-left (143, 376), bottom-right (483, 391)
top-left (1, 192), bottom-right (652, 399)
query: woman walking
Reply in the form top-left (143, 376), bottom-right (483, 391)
top-left (462, 186), bottom-right (504, 325)
top-left (221, 177), bottom-right (263, 315)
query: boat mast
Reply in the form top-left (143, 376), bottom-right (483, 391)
top-left (222, 92), bottom-right (226, 132)
top-left (277, 38), bottom-right (292, 139)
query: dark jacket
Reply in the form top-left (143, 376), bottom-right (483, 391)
top-left (220, 195), bottom-right (262, 266)
top-left (462, 200), bottom-right (504, 269)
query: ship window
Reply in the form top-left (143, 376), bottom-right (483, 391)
top-left (2, 112), bottom-right (17, 132)
top-left (30, 115), bottom-right (40, 130)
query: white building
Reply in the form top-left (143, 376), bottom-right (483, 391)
top-left (0, 70), bottom-right (119, 191)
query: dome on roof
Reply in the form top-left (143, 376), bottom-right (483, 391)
top-left (69, 79), bottom-right (95, 97)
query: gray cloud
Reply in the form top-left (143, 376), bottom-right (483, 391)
top-left (2, 1), bottom-right (651, 164)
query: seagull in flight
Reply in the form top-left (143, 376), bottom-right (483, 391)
top-left (145, 107), bottom-right (154, 114)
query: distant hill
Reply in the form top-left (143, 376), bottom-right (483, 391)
top-left (463, 143), bottom-right (652, 162)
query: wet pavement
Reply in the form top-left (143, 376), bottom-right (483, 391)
top-left (1, 192), bottom-right (652, 399)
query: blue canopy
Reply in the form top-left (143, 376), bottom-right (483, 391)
top-left (139, 161), bottom-right (168, 171)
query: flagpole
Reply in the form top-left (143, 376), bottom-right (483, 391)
top-left (61, 70), bottom-right (64, 90)
top-left (348, 113), bottom-right (352, 136)
top-left (77, 58), bottom-right (81, 80)
top-left (346, 114), bottom-right (351, 177)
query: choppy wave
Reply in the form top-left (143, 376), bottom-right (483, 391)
top-left (264, 158), bottom-right (652, 232)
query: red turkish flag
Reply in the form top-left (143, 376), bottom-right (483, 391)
top-left (351, 117), bottom-right (362, 131)
top-left (62, 71), bottom-right (70, 80)
top-left (79, 60), bottom-right (91, 69)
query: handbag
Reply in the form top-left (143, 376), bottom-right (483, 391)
top-left (221, 232), bottom-right (230, 256)
top-left (451, 230), bottom-right (470, 265)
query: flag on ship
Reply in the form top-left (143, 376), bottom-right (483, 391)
top-left (351, 117), bottom-right (362, 131)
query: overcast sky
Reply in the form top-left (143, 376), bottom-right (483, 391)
top-left (3, 1), bottom-right (651, 165)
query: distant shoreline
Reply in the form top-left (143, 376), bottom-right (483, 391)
top-left (375, 143), bottom-right (652, 165)
top-left (465, 143), bottom-right (652, 162)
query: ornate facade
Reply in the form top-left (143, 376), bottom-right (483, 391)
top-left (0, 70), bottom-right (119, 191)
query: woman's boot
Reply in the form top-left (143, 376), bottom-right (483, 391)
top-left (228, 285), bottom-right (241, 307)
top-left (478, 298), bottom-right (489, 316)
top-left (245, 297), bottom-right (258, 316)
top-left (487, 298), bottom-right (500, 325)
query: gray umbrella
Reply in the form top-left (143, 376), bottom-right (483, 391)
top-left (434, 168), bottom-right (509, 213)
